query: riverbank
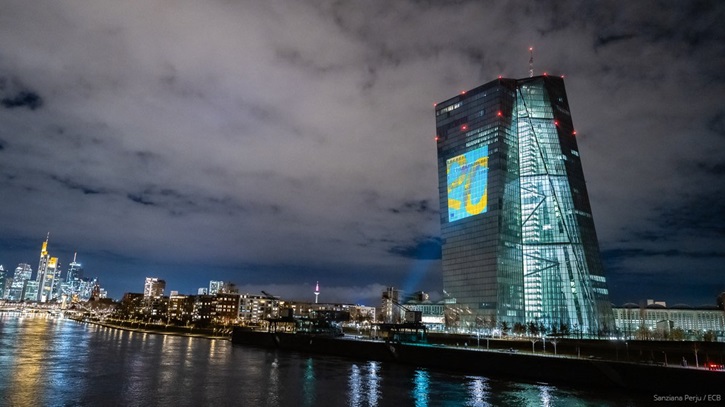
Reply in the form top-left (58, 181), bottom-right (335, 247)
top-left (232, 328), bottom-right (725, 396)
top-left (68, 315), bottom-right (232, 340)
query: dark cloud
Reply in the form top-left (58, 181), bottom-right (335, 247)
top-left (389, 199), bottom-right (436, 215)
top-left (127, 193), bottom-right (156, 207)
top-left (1, 90), bottom-right (43, 110)
top-left (388, 236), bottom-right (442, 260)
top-left (594, 34), bottom-right (635, 49)
top-left (50, 175), bottom-right (105, 195)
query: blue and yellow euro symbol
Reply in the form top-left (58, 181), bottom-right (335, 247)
top-left (446, 146), bottom-right (488, 221)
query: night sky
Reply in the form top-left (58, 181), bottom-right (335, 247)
top-left (1, 1), bottom-right (723, 307)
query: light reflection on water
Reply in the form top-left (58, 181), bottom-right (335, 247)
top-left (0, 314), bottom-right (639, 406)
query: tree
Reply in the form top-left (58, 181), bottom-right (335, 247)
top-left (513, 322), bottom-right (526, 336)
top-left (670, 327), bottom-right (685, 341)
top-left (527, 321), bottom-right (539, 337)
top-left (499, 321), bottom-right (510, 336)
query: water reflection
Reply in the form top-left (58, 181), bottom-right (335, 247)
top-left (303, 357), bottom-right (316, 407)
top-left (0, 315), bottom-right (638, 407)
top-left (349, 364), bottom-right (362, 406)
top-left (538, 384), bottom-right (553, 407)
top-left (348, 361), bottom-right (382, 407)
top-left (367, 361), bottom-right (380, 406)
top-left (413, 369), bottom-right (430, 407)
top-left (466, 376), bottom-right (490, 407)
top-left (266, 357), bottom-right (280, 407)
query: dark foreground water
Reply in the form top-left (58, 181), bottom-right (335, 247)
top-left (0, 314), bottom-right (640, 406)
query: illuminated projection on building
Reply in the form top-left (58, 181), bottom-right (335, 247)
top-left (446, 145), bottom-right (489, 221)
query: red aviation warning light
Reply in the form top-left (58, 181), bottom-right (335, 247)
top-left (572, 130), bottom-right (577, 135)
top-left (497, 111), bottom-right (502, 117)
top-left (461, 125), bottom-right (468, 131)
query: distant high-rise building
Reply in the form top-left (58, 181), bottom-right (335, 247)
top-left (209, 280), bottom-right (224, 295)
top-left (144, 277), bottom-right (166, 298)
top-left (66, 253), bottom-right (83, 283)
top-left (36, 235), bottom-right (60, 302)
top-left (435, 75), bottom-right (614, 334)
top-left (23, 281), bottom-right (39, 302)
top-left (5, 263), bottom-right (32, 301)
top-left (197, 287), bottom-right (208, 295)
top-left (0, 265), bottom-right (7, 299)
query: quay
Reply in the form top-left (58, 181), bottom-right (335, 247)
top-left (232, 327), bottom-right (724, 395)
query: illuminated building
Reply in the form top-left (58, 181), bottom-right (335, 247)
top-left (5, 264), bottom-right (30, 301)
top-left (36, 236), bottom-right (60, 303)
top-left (613, 301), bottom-right (725, 341)
top-left (214, 293), bottom-right (241, 324)
top-left (238, 294), bottom-right (283, 324)
top-left (0, 266), bottom-right (4, 298)
top-left (143, 277), bottom-right (166, 298)
top-left (193, 295), bottom-right (216, 324)
top-left (381, 287), bottom-right (402, 324)
top-left (23, 281), bottom-right (39, 301)
top-left (66, 253), bottom-right (83, 283)
top-left (435, 75), bottom-right (614, 334)
top-left (168, 294), bottom-right (194, 324)
top-left (209, 280), bottom-right (224, 295)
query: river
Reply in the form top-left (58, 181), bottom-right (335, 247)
top-left (0, 313), bottom-right (639, 406)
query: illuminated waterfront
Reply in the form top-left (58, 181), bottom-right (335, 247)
top-left (0, 313), bottom-right (638, 406)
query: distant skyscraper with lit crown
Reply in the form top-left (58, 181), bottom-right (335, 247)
top-left (435, 74), bottom-right (614, 334)
top-left (36, 235), bottom-right (60, 303)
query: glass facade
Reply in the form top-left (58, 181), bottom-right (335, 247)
top-left (435, 76), bottom-right (614, 334)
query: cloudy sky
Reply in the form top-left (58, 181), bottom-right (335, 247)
top-left (1, 0), bottom-right (723, 306)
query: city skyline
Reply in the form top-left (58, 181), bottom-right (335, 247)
top-left (1, 2), bottom-right (723, 307)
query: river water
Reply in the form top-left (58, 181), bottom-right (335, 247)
top-left (0, 313), bottom-right (639, 406)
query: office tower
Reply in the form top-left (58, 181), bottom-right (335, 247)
top-left (197, 287), bottom-right (208, 295)
top-left (0, 265), bottom-right (6, 298)
top-left (144, 277), bottom-right (166, 298)
top-left (24, 281), bottom-right (39, 302)
top-left (209, 280), bottom-right (224, 295)
top-left (36, 236), bottom-right (60, 302)
top-left (5, 263), bottom-right (31, 301)
top-left (66, 253), bottom-right (83, 283)
top-left (435, 75), bottom-right (614, 334)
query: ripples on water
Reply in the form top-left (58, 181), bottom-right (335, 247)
top-left (0, 314), bottom-right (638, 406)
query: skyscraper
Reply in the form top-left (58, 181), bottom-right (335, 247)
top-left (6, 263), bottom-right (32, 301)
top-left (36, 235), bottom-right (60, 303)
top-left (0, 265), bottom-right (7, 299)
top-left (435, 75), bottom-right (614, 335)
top-left (209, 280), bottom-right (224, 295)
top-left (66, 253), bottom-right (83, 283)
top-left (144, 277), bottom-right (166, 298)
